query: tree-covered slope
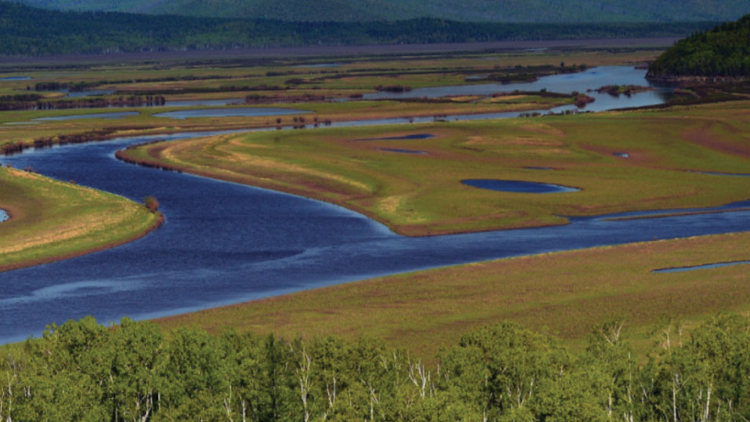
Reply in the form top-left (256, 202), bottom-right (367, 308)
top-left (0, 2), bottom-right (716, 56)
top-left (12, 0), bottom-right (750, 22)
top-left (648, 14), bottom-right (750, 80)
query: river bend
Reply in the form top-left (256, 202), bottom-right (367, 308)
top-left (1, 67), bottom-right (746, 344)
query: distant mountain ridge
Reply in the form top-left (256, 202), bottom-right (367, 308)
top-left (12, 0), bottom-right (750, 22)
top-left (0, 1), bottom-right (719, 56)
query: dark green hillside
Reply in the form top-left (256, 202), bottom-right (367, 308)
top-left (13, 0), bottom-right (750, 22)
top-left (0, 2), bottom-right (716, 56)
top-left (647, 14), bottom-right (750, 80)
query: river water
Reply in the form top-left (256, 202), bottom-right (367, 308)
top-left (1, 67), bottom-right (745, 344)
top-left (364, 66), bottom-right (672, 112)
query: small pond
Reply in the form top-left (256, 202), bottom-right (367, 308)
top-left (352, 133), bottom-right (435, 142)
top-left (0, 76), bottom-right (31, 81)
top-left (166, 99), bottom-right (243, 107)
top-left (0, 210), bottom-right (8, 223)
top-left (687, 170), bottom-right (750, 177)
top-left (66, 90), bottom-right (116, 98)
top-left (35, 111), bottom-right (140, 121)
top-left (379, 148), bottom-right (426, 154)
top-left (653, 260), bottom-right (750, 273)
top-left (462, 179), bottom-right (580, 193)
top-left (154, 108), bottom-right (309, 119)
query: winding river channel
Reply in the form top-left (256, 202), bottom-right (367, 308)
top-left (1, 66), bottom-right (749, 344)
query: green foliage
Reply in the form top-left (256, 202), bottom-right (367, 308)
top-left (144, 195), bottom-right (159, 213)
top-left (3, 315), bottom-right (750, 421)
top-left (0, 2), bottom-right (717, 56)
top-left (648, 13), bottom-right (750, 79)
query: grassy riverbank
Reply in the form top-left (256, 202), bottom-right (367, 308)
top-left (0, 167), bottom-right (161, 272)
top-left (121, 100), bottom-right (750, 235)
top-left (158, 231), bottom-right (750, 357)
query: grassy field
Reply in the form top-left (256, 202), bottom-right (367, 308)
top-left (158, 231), bottom-right (750, 357)
top-left (0, 166), bottom-right (161, 272)
top-left (121, 100), bottom-right (750, 235)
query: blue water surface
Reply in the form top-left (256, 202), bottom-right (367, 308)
top-left (653, 261), bottom-right (750, 273)
top-left (463, 179), bottom-right (580, 193)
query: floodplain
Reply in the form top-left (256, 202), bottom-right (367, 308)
top-left (1, 42), bottom-right (748, 355)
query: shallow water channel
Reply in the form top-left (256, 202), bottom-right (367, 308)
top-left (0, 66), bottom-right (745, 344)
top-left (364, 66), bottom-right (672, 112)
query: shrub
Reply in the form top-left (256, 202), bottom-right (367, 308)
top-left (144, 195), bottom-right (159, 213)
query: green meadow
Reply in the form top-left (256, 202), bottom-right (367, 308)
top-left (122, 101), bottom-right (750, 235)
top-left (0, 166), bottom-right (161, 272)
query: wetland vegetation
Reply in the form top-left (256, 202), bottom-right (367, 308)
top-left (120, 103), bottom-right (750, 235)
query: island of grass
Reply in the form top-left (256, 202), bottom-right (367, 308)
top-left (119, 100), bottom-right (750, 236)
top-left (0, 167), bottom-right (162, 272)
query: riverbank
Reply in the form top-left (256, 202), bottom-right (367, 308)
top-left (0, 167), bottom-right (162, 272)
top-left (157, 230), bottom-right (750, 356)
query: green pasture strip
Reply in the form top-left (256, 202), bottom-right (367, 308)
top-left (157, 231), bottom-right (750, 357)
top-left (0, 96), bottom-right (569, 150)
top-left (0, 167), bottom-right (160, 271)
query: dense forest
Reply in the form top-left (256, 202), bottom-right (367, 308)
top-left (11, 0), bottom-right (750, 23)
top-left (0, 2), bottom-right (717, 56)
top-left (648, 13), bottom-right (750, 80)
top-left (1, 314), bottom-right (749, 421)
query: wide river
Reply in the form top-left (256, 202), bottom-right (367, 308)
top-left (1, 67), bottom-right (748, 344)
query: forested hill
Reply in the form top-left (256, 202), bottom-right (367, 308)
top-left (12, 0), bottom-right (750, 23)
top-left (0, 2), bottom-right (718, 57)
top-left (647, 14), bottom-right (750, 81)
